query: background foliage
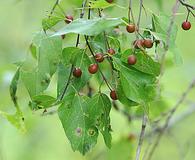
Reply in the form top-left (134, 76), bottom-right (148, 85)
top-left (0, 0), bottom-right (195, 160)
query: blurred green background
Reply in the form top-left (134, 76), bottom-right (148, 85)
top-left (0, 0), bottom-right (195, 160)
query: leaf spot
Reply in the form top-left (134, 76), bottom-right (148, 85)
top-left (75, 127), bottom-right (82, 137)
top-left (88, 128), bottom-right (96, 136)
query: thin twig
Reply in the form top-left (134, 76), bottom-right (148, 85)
top-left (128, 0), bottom-right (132, 23)
top-left (49, 0), bottom-right (60, 18)
top-left (128, 0), bottom-right (136, 23)
top-left (168, 104), bottom-right (195, 129)
top-left (135, 114), bottom-right (148, 160)
top-left (179, 0), bottom-right (195, 10)
top-left (146, 78), bottom-right (195, 160)
top-left (179, 0), bottom-right (195, 18)
top-left (59, 65), bottom-right (74, 100)
top-left (137, 0), bottom-right (143, 32)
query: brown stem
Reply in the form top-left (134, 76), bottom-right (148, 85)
top-left (179, 0), bottom-right (195, 10)
top-left (135, 114), bottom-right (148, 160)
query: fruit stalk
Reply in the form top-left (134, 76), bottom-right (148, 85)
top-left (85, 36), bottom-right (113, 91)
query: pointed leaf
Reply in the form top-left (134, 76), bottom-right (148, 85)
top-left (42, 16), bottom-right (64, 31)
top-left (0, 109), bottom-right (26, 133)
top-left (114, 58), bottom-right (157, 104)
top-left (53, 18), bottom-right (123, 36)
top-left (58, 95), bottom-right (99, 155)
top-left (87, 93), bottom-right (112, 148)
top-left (10, 67), bottom-right (20, 105)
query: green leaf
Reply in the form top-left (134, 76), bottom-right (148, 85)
top-left (21, 34), bottom-right (62, 97)
top-left (114, 58), bottom-right (157, 104)
top-left (87, 93), bottom-right (112, 148)
top-left (121, 49), bottom-right (160, 76)
top-left (30, 32), bottom-right (46, 58)
top-left (29, 43), bottom-right (37, 59)
top-left (117, 81), bottom-right (138, 107)
top-left (10, 67), bottom-right (20, 105)
top-left (8, 67), bottom-right (26, 133)
top-left (53, 18), bottom-right (123, 36)
top-left (150, 31), bottom-right (167, 42)
top-left (72, 50), bottom-right (92, 90)
top-left (91, 34), bottom-right (107, 52)
top-left (21, 69), bottom-right (49, 98)
top-left (59, 48), bottom-right (91, 98)
top-left (57, 64), bottom-right (79, 105)
top-left (152, 13), bottom-right (178, 46)
top-left (31, 95), bottom-right (56, 109)
top-left (107, 36), bottom-right (121, 52)
top-left (58, 93), bottom-right (112, 155)
top-left (151, 13), bottom-right (182, 66)
top-left (32, 32), bottom-right (45, 47)
top-left (38, 35), bottom-right (62, 76)
top-left (42, 16), bottom-right (64, 31)
top-left (57, 63), bottom-right (72, 98)
top-left (58, 95), bottom-right (99, 155)
top-left (62, 47), bottom-right (81, 65)
top-left (0, 109), bottom-right (26, 133)
top-left (30, 31), bottom-right (62, 60)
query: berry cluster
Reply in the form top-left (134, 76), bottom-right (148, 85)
top-left (72, 49), bottom-right (119, 100)
top-left (62, 9), bottom-right (156, 102)
top-left (62, 10), bottom-right (120, 101)
top-left (125, 23), bottom-right (154, 49)
top-left (61, 0), bottom-right (193, 104)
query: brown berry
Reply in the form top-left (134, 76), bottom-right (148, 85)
top-left (106, 0), bottom-right (114, 3)
top-left (182, 21), bottom-right (191, 30)
top-left (126, 24), bottom-right (136, 33)
top-left (128, 55), bottom-right (137, 65)
top-left (133, 39), bottom-right (144, 49)
top-left (88, 64), bottom-right (98, 74)
top-left (65, 15), bottom-right (73, 24)
top-left (73, 68), bottom-right (82, 78)
top-left (107, 48), bottom-right (115, 55)
top-left (95, 53), bottom-right (104, 63)
top-left (144, 39), bottom-right (153, 49)
top-left (110, 90), bottom-right (118, 100)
